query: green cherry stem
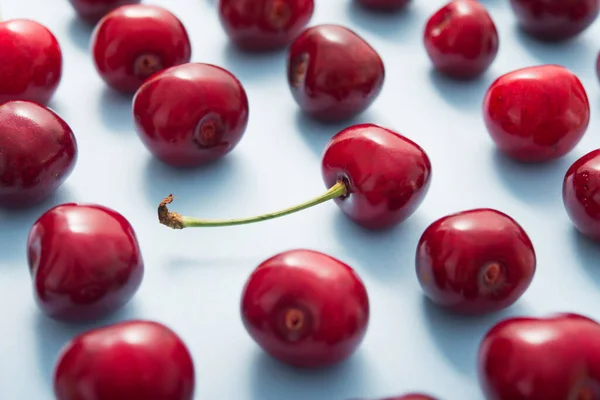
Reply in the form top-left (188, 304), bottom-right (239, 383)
top-left (158, 180), bottom-right (348, 229)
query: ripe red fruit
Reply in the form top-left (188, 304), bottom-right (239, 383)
top-left (53, 320), bottom-right (195, 400)
top-left (416, 208), bottom-right (536, 315)
top-left (563, 149), bottom-right (600, 241)
top-left (483, 65), bottom-right (590, 163)
top-left (478, 313), bottom-right (600, 400)
top-left (0, 19), bottom-right (62, 105)
top-left (157, 123), bottom-right (431, 231)
top-left (91, 4), bottom-right (192, 93)
top-left (67, 0), bottom-right (141, 24)
top-left (218, 0), bottom-right (315, 51)
top-left (27, 203), bottom-right (144, 321)
top-left (133, 63), bottom-right (249, 168)
top-left (287, 24), bottom-right (385, 122)
top-left (423, 0), bottom-right (499, 79)
top-left (509, 0), bottom-right (600, 41)
top-left (356, 0), bottom-right (411, 10)
top-left (321, 123), bottom-right (431, 230)
top-left (0, 101), bottom-right (77, 208)
top-left (241, 249), bottom-right (369, 368)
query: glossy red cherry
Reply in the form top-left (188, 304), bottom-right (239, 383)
top-left (0, 101), bottom-right (77, 208)
top-left (483, 65), bottom-right (590, 163)
top-left (218, 0), bottom-right (315, 51)
top-left (509, 0), bottom-right (600, 41)
top-left (157, 123), bottom-right (431, 231)
top-left (91, 4), bottom-right (192, 93)
top-left (241, 249), bottom-right (369, 368)
top-left (68, 0), bottom-right (142, 24)
top-left (356, 0), bottom-right (411, 11)
top-left (27, 203), bottom-right (144, 321)
top-left (423, 0), bottom-right (499, 79)
top-left (478, 313), bottom-right (600, 400)
top-left (54, 320), bottom-right (195, 400)
top-left (416, 208), bottom-right (536, 315)
top-left (0, 19), bottom-right (62, 105)
top-left (563, 149), bottom-right (600, 241)
top-left (287, 24), bottom-right (385, 122)
top-left (133, 63), bottom-right (249, 168)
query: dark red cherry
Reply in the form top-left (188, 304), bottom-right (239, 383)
top-left (478, 313), bottom-right (600, 400)
top-left (356, 0), bottom-right (411, 11)
top-left (157, 123), bottom-right (430, 231)
top-left (287, 24), bottom-right (385, 122)
top-left (423, 0), bottom-right (499, 79)
top-left (563, 149), bottom-right (600, 241)
top-left (0, 101), bottom-right (77, 208)
top-left (67, 0), bottom-right (142, 24)
top-left (416, 208), bottom-right (536, 315)
top-left (218, 0), bottom-right (315, 51)
top-left (133, 62), bottom-right (249, 168)
top-left (54, 320), bottom-right (195, 400)
top-left (509, 0), bottom-right (600, 41)
top-left (91, 4), bottom-right (192, 93)
top-left (483, 65), bottom-right (590, 163)
top-left (0, 19), bottom-right (62, 105)
top-left (241, 249), bottom-right (369, 368)
top-left (27, 203), bottom-right (144, 321)
top-left (322, 123), bottom-right (431, 230)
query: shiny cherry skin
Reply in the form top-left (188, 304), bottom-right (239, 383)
top-left (91, 4), bottom-right (192, 93)
top-left (0, 19), bottom-right (62, 105)
top-left (509, 0), bottom-right (600, 41)
top-left (356, 0), bottom-right (411, 11)
top-left (241, 249), bottom-right (370, 368)
top-left (218, 0), bottom-right (314, 51)
top-left (416, 208), bottom-right (536, 315)
top-left (423, 0), bottom-right (499, 79)
top-left (54, 320), bottom-right (195, 400)
top-left (483, 65), bottom-right (590, 163)
top-left (68, 0), bottom-right (141, 24)
top-left (478, 313), bottom-right (600, 400)
top-left (133, 63), bottom-right (249, 168)
top-left (563, 149), bottom-right (600, 241)
top-left (322, 123), bottom-right (431, 230)
top-left (0, 101), bottom-right (77, 208)
top-left (27, 203), bottom-right (144, 322)
top-left (287, 24), bottom-right (385, 122)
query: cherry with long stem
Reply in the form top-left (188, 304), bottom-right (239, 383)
top-left (158, 180), bottom-right (348, 229)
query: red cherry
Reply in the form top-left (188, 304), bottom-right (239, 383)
top-left (321, 123), bottom-right (431, 230)
top-left (91, 4), bottom-right (192, 93)
top-left (240, 249), bottom-right (369, 368)
top-left (509, 0), bottom-right (600, 41)
top-left (0, 19), bottom-right (62, 106)
top-left (67, 0), bottom-right (142, 24)
top-left (157, 123), bottom-right (431, 231)
top-left (27, 203), bottom-right (144, 321)
top-left (133, 63), bottom-right (249, 168)
top-left (483, 65), bottom-right (590, 163)
top-left (423, 0), bottom-right (499, 79)
top-left (355, 0), bottom-right (411, 11)
top-left (478, 313), bottom-right (600, 400)
top-left (53, 320), bottom-right (195, 400)
top-left (416, 208), bottom-right (536, 315)
top-left (287, 24), bottom-right (385, 122)
top-left (563, 149), bottom-right (600, 241)
top-left (352, 394), bottom-right (439, 400)
top-left (0, 101), bottom-right (77, 208)
top-left (218, 0), bottom-right (315, 51)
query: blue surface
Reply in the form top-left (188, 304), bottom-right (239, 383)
top-left (2, 0), bottom-right (600, 399)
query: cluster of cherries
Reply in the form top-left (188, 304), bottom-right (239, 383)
top-left (2, 0), bottom-right (600, 399)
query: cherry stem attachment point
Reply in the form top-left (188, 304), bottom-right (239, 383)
top-left (158, 180), bottom-right (348, 229)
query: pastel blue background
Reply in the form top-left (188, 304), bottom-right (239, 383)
top-left (1, 0), bottom-right (600, 399)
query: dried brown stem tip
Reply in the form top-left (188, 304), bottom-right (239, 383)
top-left (158, 194), bottom-right (185, 229)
